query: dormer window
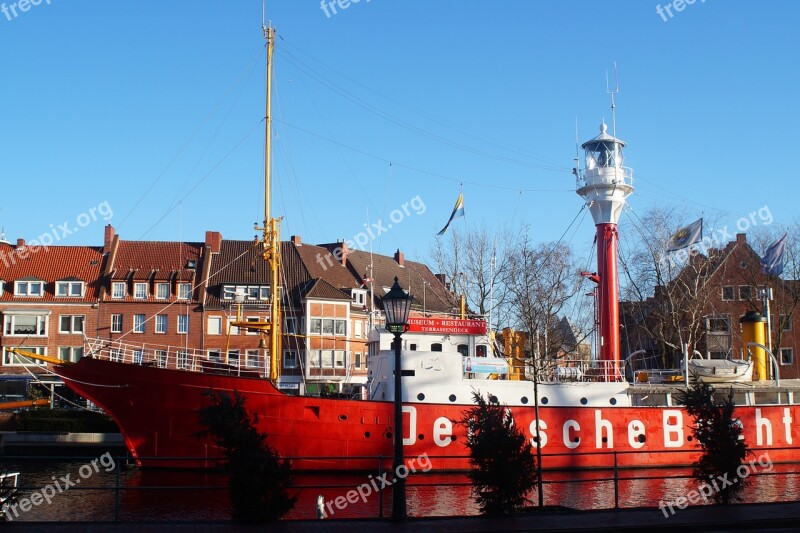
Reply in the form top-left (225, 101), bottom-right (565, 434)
top-left (56, 280), bottom-right (84, 298)
top-left (186, 259), bottom-right (197, 269)
top-left (178, 283), bottom-right (192, 300)
top-left (111, 282), bottom-right (126, 299)
top-left (0, 280), bottom-right (5, 295)
top-left (15, 280), bottom-right (44, 297)
top-left (156, 283), bottom-right (169, 299)
top-left (134, 282), bottom-right (148, 299)
top-left (352, 289), bottom-right (367, 306)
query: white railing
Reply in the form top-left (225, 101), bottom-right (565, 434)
top-left (84, 337), bottom-right (268, 378)
top-left (576, 166), bottom-right (635, 190)
top-left (542, 359), bottom-right (626, 383)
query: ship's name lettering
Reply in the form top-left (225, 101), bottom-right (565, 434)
top-left (403, 407), bottom-right (795, 450)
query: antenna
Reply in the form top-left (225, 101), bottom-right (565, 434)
top-left (606, 62), bottom-right (620, 140)
top-left (262, 0), bottom-right (269, 37)
top-left (573, 116), bottom-right (581, 179)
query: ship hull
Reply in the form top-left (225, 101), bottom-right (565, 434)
top-left (55, 357), bottom-right (800, 471)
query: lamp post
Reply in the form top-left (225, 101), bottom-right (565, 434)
top-left (382, 276), bottom-right (412, 522)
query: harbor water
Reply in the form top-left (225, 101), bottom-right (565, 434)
top-left (3, 453), bottom-right (800, 522)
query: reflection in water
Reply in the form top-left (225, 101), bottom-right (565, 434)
top-left (4, 458), bottom-right (800, 521)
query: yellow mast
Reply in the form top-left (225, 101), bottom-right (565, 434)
top-left (254, 21), bottom-right (282, 383)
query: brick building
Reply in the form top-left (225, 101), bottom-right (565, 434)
top-left (621, 233), bottom-right (800, 379)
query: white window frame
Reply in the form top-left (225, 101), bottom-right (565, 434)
top-left (207, 316), bottom-right (222, 335)
top-left (178, 283), bottom-right (192, 300)
top-left (59, 315), bottom-right (85, 334)
top-left (352, 289), bottom-right (366, 306)
top-left (246, 349), bottom-right (260, 368)
top-left (14, 280), bottom-right (44, 297)
top-left (155, 282), bottom-right (169, 300)
top-left (56, 281), bottom-right (84, 298)
top-left (4, 314), bottom-right (48, 337)
top-left (155, 314), bottom-right (167, 334)
top-left (245, 316), bottom-right (261, 336)
top-left (334, 350), bottom-right (346, 369)
top-left (227, 317), bottom-right (240, 335)
top-left (355, 321), bottom-right (363, 339)
top-left (133, 282), bottom-right (148, 299)
top-left (354, 352), bottom-right (363, 369)
top-left (133, 314), bottom-right (146, 333)
top-left (779, 315), bottom-right (793, 332)
top-left (739, 285), bottom-right (752, 301)
top-left (177, 314), bottom-right (189, 334)
top-left (58, 346), bottom-right (84, 363)
top-left (228, 349), bottom-right (240, 365)
top-left (721, 285), bottom-right (734, 301)
top-left (781, 347), bottom-right (794, 366)
top-left (111, 282), bottom-right (126, 299)
top-left (3, 346), bottom-right (47, 367)
top-left (111, 314), bottom-right (123, 333)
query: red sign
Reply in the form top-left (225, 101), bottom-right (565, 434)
top-left (406, 317), bottom-right (487, 335)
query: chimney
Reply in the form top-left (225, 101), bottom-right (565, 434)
top-left (205, 231), bottom-right (222, 253)
top-left (16, 238), bottom-right (25, 247)
top-left (291, 235), bottom-right (302, 245)
top-left (435, 273), bottom-right (446, 286)
top-left (736, 233), bottom-right (747, 245)
top-left (338, 240), bottom-right (348, 266)
top-left (104, 225), bottom-right (115, 253)
top-left (394, 249), bottom-right (404, 267)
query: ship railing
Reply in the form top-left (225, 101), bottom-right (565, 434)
top-left (84, 337), bottom-right (220, 375)
top-left (544, 358), bottom-right (625, 383)
top-left (576, 166), bottom-right (634, 190)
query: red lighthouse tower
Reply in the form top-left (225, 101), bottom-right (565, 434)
top-left (576, 121), bottom-right (634, 375)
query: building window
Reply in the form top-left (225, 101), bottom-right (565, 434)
top-left (457, 344), bottom-right (469, 356)
top-left (208, 349), bottom-right (222, 362)
top-left (355, 321), bottom-right (363, 338)
top-left (246, 350), bottom-right (260, 368)
top-left (285, 317), bottom-right (297, 334)
top-left (284, 350), bottom-right (298, 369)
top-left (111, 314), bottom-right (122, 333)
top-left (112, 282), bottom-right (126, 299)
top-left (321, 350), bottom-right (334, 368)
top-left (133, 314), bottom-right (145, 333)
top-left (207, 316), bottom-right (222, 335)
top-left (310, 318), bottom-right (322, 335)
top-left (59, 315), bottom-right (85, 334)
top-left (739, 285), bottom-right (752, 301)
top-left (4, 314), bottom-right (48, 336)
top-left (228, 350), bottom-right (240, 366)
top-left (133, 350), bottom-right (144, 364)
top-left (707, 316), bottom-right (731, 333)
top-left (0, 280), bottom-right (5, 295)
top-left (227, 318), bottom-right (240, 335)
top-left (110, 349), bottom-right (123, 363)
top-left (779, 315), bottom-right (793, 332)
top-left (781, 348), bottom-right (794, 365)
top-left (134, 283), bottom-right (148, 299)
top-left (3, 346), bottom-right (47, 367)
top-left (354, 352), bottom-right (363, 369)
top-left (14, 280), bottom-right (44, 297)
top-left (156, 350), bottom-right (168, 368)
top-left (352, 289), bottom-right (366, 306)
top-left (178, 283), bottom-right (192, 300)
top-left (721, 286), bottom-right (734, 301)
top-left (334, 350), bottom-right (346, 369)
top-left (177, 315), bottom-right (189, 334)
top-left (155, 315), bottom-right (167, 334)
top-left (156, 283), bottom-right (169, 300)
top-left (245, 317), bottom-right (261, 335)
top-left (477, 345), bottom-right (488, 357)
top-left (56, 281), bottom-right (84, 297)
top-left (431, 343), bottom-right (443, 352)
top-left (177, 351), bottom-right (189, 369)
top-left (58, 346), bottom-right (84, 363)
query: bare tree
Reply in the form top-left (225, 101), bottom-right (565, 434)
top-left (618, 207), bottom-right (728, 368)
top-left (429, 226), bottom-right (514, 329)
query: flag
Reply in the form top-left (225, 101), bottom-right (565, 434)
top-left (360, 276), bottom-right (374, 287)
top-left (437, 192), bottom-right (465, 236)
top-left (666, 218), bottom-right (703, 252)
top-left (761, 233), bottom-right (788, 276)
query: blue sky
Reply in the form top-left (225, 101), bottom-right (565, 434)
top-left (1, 1), bottom-right (798, 264)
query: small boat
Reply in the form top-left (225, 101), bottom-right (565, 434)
top-left (687, 357), bottom-right (753, 383)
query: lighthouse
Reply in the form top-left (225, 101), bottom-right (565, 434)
top-left (576, 121), bottom-right (634, 374)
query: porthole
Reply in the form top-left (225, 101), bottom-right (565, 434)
top-left (417, 393), bottom-right (425, 401)
top-left (338, 414), bottom-right (348, 421)
top-left (418, 434), bottom-right (425, 441)
top-left (541, 397), bottom-right (548, 405)
top-left (449, 394), bottom-right (457, 402)
top-left (364, 431), bottom-right (371, 438)
top-left (385, 431), bottom-right (392, 440)
top-left (580, 397), bottom-right (588, 405)
top-left (521, 396), bottom-right (529, 405)
top-left (609, 398), bottom-right (617, 406)
top-left (489, 395), bottom-right (498, 404)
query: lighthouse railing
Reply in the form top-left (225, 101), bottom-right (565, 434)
top-left (576, 166), bottom-right (634, 190)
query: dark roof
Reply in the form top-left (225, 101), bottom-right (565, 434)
top-left (304, 278), bottom-right (350, 301)
top-left (112, 241), bottom-right (203, 281)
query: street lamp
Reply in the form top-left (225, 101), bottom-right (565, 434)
top-left (381, 276), bottom-right (412, 522)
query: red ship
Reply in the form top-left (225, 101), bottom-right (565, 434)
top-left (16, 21), bottom-right (800, 473)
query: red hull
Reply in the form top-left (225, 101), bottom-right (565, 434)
top-left (56, 358), bottom-right (800, 471)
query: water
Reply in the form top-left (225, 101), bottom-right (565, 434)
top-left (4, 454), bottom-right (800, 522)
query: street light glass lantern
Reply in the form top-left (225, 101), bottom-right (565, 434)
top-left (382, 277), bottom-right (412, 333)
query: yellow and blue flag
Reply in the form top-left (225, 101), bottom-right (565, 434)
top-left (437, 193), bottom-right (465, 236)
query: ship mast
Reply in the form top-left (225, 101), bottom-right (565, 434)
top-left (254, 18), bottom-right (282, 383)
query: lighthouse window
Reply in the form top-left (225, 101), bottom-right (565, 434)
top-left (431, 343), bottom-right (443, 352)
